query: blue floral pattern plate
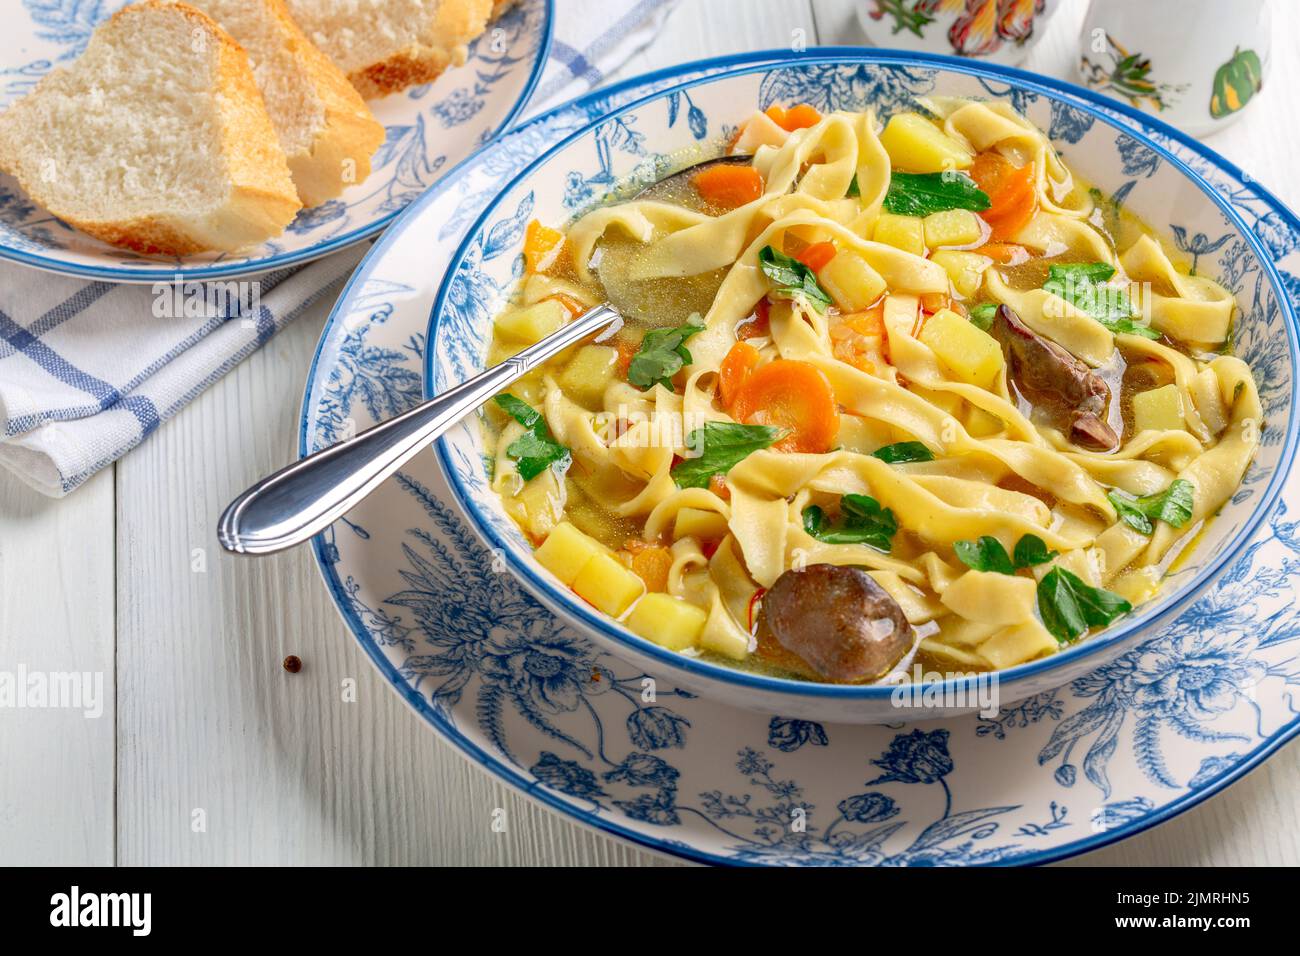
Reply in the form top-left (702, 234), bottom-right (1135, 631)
top-left (0, 0), bottom-right (552, 282)
top-left (300, 51), bottom-right (1300, 866)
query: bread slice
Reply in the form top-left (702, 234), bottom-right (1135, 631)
top-left (0, 0), bottom-right (300, 256)
top-left (183, 0), bottom-right (384, 207)
top-left (284, 0), bottom-right (495, 99)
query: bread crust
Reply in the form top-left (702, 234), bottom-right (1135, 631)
top-left (344, 0), bottom-right (494, 99)
top-left (0, 0), bottom-right (301, 255)
top-left (248, 0), bottom-right (385, 206)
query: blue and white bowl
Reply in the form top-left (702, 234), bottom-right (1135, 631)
top-left (430, 55), bottom-right (1299, 724)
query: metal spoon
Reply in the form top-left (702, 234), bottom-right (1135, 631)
top-left (217, 302), bottom-right (621, 555)
top-left (217, 152), bottom-right (743, 556)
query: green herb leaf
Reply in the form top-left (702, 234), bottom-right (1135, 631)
top-left (626, 316), bottom-right (705, 392)
top-left (671, 421), bottom-right (784, 489)
top-left (802, 493), bottom-right (898, 552)
top-left (1037, 567), bottom-right (1132, 644)
top-left (1109, 493), bottom-right (1154, 535)
top-left (493, 394), bottom-right (571, 481)
top-left (955, 533), bottom-right (1058, 575)
top-left (1107, 479), bottom-right (1195, 536)
top-left (1013, 534), bottom-right (1058, 569)
top-left (871, 441), bottom-right (935, 464)
top-left (954, 536), bottom-right (1015, 574)
top-left (968, 302), bottom-right (998, 331)
top-left (882, 171), bottom-right (991, 218)
top-left (1042, 262), bottom-right (1160, 339)
top-left (758, 245), bottom-right (832, 312)
top-left (846, 173), bottom-right (861, 198)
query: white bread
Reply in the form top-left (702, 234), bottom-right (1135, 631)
top-left (183, 0), bottom-right (384, 207)
top-left (0, 1), bottom-right (301, 255)
top-left (284, 0), bottom-right (495, 99)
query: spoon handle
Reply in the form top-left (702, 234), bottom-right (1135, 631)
top-left (218, 303), bottom-right (622, 555)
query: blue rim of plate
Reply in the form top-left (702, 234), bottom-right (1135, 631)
top-left (0, 0), bottom-right (554, 283)
top-left (301, 48), bottom-right (1300, 867)
top-left (431, 51), bottom-right (1300, 703)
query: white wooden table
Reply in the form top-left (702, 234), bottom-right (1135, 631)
top-left (3, 0), bottom-right (1297, 867)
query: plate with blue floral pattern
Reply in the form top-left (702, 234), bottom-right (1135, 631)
top-left (300, 50), bottom-right (1300, 866)
top-left (0, 0), bottom-right (553, 282)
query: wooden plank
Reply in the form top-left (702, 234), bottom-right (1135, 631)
top-left (0, 466), bottom-right (115, 865)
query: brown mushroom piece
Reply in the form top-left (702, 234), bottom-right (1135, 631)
top-left (989, 304), bottom-right (1120, 452)
top-left (758, 564), bottom-right (915, 683)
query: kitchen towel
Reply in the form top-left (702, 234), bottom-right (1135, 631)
top-left (0, 0), bottom-right (679, 497)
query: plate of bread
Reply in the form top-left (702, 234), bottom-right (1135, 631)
top-left (0, 0), bottom-right (552, 281)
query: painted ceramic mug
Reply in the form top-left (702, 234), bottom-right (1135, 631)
top-left (1078, 0), bottom-right (1271, 138)
top-left (856, 0), bottom-right (1064, 65)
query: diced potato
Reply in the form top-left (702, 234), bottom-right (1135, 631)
top-left (673, 507), bottom-right (729, 541)
top-left (924, 209), bottom-right (983, 248)
top-left (964, 404), bottom-right (1003, 437)
top-left (817, 250), bottom-right (887, 312)
top-left (978, 619), bottom-right (1059, 670)
top-left (873, 212), bottom-right (926, 256)
top-left (625, 593), bottom-right (708, 651)
top-left (513, 471), bottom-right (564, 539)
top-left (919, 308), bottom-right (1004, 389)
top-left (572, 551), bottom-right (645, 617)
top-left (1132, 383), bottom-right (1186, 433)
top-left (879, 113), bottom-right (974, 173)
top-left (929, 250), bottom-right (993, 298)
top-left (534, 522), bottom-right (606, 585)
top-left (940, 569), bottom-right (1035, 627)
top-left (919, 637), bottom-right (991, 671)
top-left (558, 345), bottom-right (619, 409)
top-left (494, 299), bottom-right (568, 345)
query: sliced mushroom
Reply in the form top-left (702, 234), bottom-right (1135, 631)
top-left (990, 304), bottom-right (1120, 451)
top-left (758, 564), bottom-right (915, 683)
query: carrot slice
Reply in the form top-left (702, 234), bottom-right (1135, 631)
top-left (613, 334), bottom-right (640, 375)
top-left (764, 103), bottom-right (822, 132)
top-left (630, 546), bottom-right (673, 592)
top-left (523, 219), bottom-right (565, 275)
top-left (919, 291), bottom-right (951, 314)
top-left (831, 304), bottom-right (887, 374)
top-left (969, 152), bottom-right (1037, 241)
top-left (796, 241), bottom-right (837, 273)
top-left (975, 242), bottom-right (1030, 265)
top-left (730, 359), bottom-right (839, 454)
top-left (708, 473), bottom-right (731, 502)
top-left (691, 163), bottom-right (765, 209)
top-left (719, 341), bottom-right (761, 410)
top-left (781, 104), bottom-right (822, 131)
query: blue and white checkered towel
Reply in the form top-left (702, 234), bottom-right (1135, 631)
top-left (0, 0), bottom-right (679, 497)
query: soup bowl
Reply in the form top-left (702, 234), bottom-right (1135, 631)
top-left (428, 54), bottom-right (1299, 724)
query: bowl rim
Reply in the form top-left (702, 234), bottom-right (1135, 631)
top-left (0, 0), bottom-right (555, 283)
top-left (428, 50), bottom-right (1300, 703)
